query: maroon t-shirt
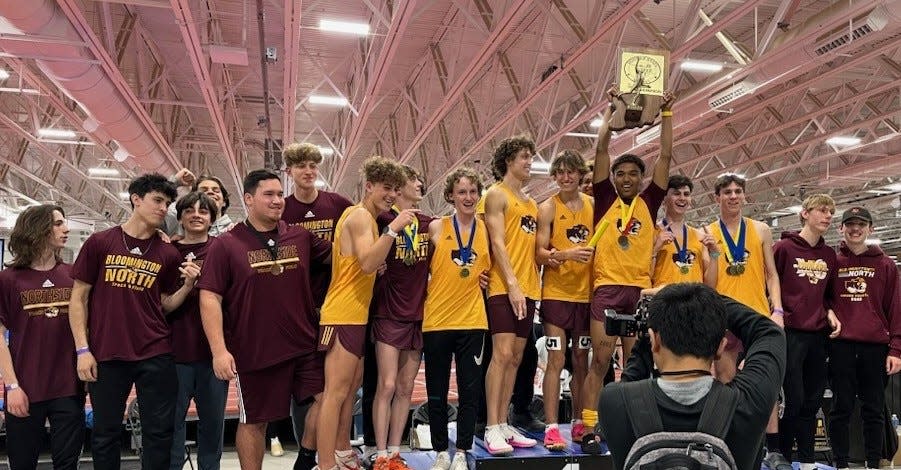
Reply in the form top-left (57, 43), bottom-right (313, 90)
top-left (282, 191), bottom-right (353, 308)
top-left (168, 239), bottom-right (216, 363)
top-left (72, 226), bottom-right (182, 361)
top-left (0, 263), bottom-right (79, 403)
top-left (372, 211), bottom-right (433, 322)
top-left (774, 231), bottom-right (836, 331)
top-left (196, 220), bottom-right (331, 372)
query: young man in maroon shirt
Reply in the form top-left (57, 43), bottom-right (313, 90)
top-left (828, 206), bottom-right (901, 470)
top-left (198, 169), bottom-right (332, 470)
top-left (773, 194), bottom-right (841, 469)
top-left (0, 205), bottom-right (82, 469)
top-left (69, 173), bottom-right (200, 470)
top-left (281, 143), bottom-right (354, 468)
top-left (168, 192), bottom-right (228, 470)
top-left (370, 165), bottom-right (431, 468)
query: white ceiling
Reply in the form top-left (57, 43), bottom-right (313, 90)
top-left (0, 0), bottom-right (898, 253)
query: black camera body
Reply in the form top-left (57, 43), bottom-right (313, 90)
top-left (603, 295), bottom-right (652, 337)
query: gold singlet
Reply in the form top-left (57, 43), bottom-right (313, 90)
top-left (320, 206), bottom-right (378, 325)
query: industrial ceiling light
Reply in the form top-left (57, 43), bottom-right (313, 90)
top-left (565, 132), bottom-right (597, 138)
top-left (37, 128), bottom-right (77, 139)
top-left (825, 136), bottom-right (861, 146)
top-left (885, 183), bottom-right (901, 192)
top-left (309, 95), bottom-right (349, 106)
top-left (787, 205), bottom-right (803, 213)
top-left (119, 191), bottom-right (130, 199)
top-left (319, 20), bottom-right (370, 36)
top-left (589, 118), bottom-right (603, 128)
top-left (680, 59), bottom-right (723, 73)
top-left (530, 161), bottom-right (551, 175)
top-left (315, 179), bottom-right (327, 189)
top-left (318, 146), bottom-right (335, 156)
top-left (865, 238), bottom-right (881, 245)
top-left (87, 167), bottom-right (120, 177)
top-left (0, 69), bottom-right (9, 80)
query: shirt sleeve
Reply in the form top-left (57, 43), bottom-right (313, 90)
top-left (310, 230), bottom-right (332, 266)
top-left (159, 244), bottom-right (183, 295)
top-left (592, 179), bottom-right (618, 225)
top-left (640, 182), bottom-right (667, 223)
top-left (196, 236), bottom-right (231, 296)
top-left (71, 233), bottom-right (101, 285)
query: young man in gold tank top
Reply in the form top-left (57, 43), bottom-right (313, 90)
top-left (315, 157), bottom-right (413, 470)
top-left (482, 135), bottom-right (541, 454)
top-left (708, 172), bottom-right (787, 470)
top-left (582, 88), bottom-right (673, 446)
top-left (535, 150), bottom-right (595, 449)
top-left (648, 175), bottom-right (719, 290)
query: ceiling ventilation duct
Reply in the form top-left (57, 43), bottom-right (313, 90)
top-left (707, 80), bottom-right (758, 110)
top-left (810, 3), bottom-right (895, 56)
top-left (0, 0), bottom-right (174, 174)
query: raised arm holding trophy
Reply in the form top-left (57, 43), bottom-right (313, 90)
top-left (609, 48), bottom-right (669, 130)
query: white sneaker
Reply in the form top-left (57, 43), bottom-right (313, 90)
top-left (412, 424), bottom-right (433, 450)
top-left (449, 451), bottom-right (468, 470)
top-left (430, 451), bottom-right (451, 470)
top-left (484, 426), bottom-right (513, 455)
top-left (270, 437), bottom-right (285, 457)
top-left (501, 424), bottom-right (537, 448)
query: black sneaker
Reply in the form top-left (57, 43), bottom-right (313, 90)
top-left (508, 411), bottom-right (545, 433)
top-left (763, 451), bottom-right (793, 470)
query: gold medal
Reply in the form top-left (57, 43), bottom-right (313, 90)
top-left (44, 306), bottom-right (60, 318)
top-left (679, 265), bottom-right (690, 275)
top-left (736, 264), bottom-right (745, 275)
top-left (270, 263), bottom-right (284, 275)
top-left (617, 235), bottom-right (630, 250)
top-left (460, 267), bottom-right (470, 278)
top-left (726, 265), bottom-right (736, 276)
top-left (403, 251), bottom-right (416, 266)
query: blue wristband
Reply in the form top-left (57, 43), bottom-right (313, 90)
top-left (76, 347), bottom-right (91, 356)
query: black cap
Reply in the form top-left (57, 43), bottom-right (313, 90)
top-left (841, 206), bottom-right (873, 225)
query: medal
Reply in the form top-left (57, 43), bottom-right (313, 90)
top-left (460, 267), bottom-right (470, 278)
top-left (452, 213), bottom-right (477, 273)
top-left (736, 264), bottom-right (745, 275)
top-left (617, 235), bottom-right (630, 250)
top-left (393, 206), bottom-right (420, 266)
top-left (616, 196), bottom-right (639, 250)
top-left (403, 251), bottom-right (416, 266)
top-left (716, 217), bottom-right (747, 274)
top-left (726, 265), bottom-right (736, 276)
top-left (45, 306), bottom-right (60, 318)
top-left (664, 219), bottom-right (690, 271)
top-left (679, 265), bottom-right (690, 275)
top-left (270, 263), bottom-right (284, 275)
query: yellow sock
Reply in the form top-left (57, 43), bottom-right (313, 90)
top-left (582, 409), bottom-right (598, 428)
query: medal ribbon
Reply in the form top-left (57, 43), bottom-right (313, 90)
top-left (663, 219), bottom-right (688, 263)
top-left (452, 214), bottom-right (476, 266)
top-left (244, 219), bottom-right (280, 264)
top-left (392, 205), bottom-right (419, 256)
top-left (717, 218), bottom-right (746, 265)
top-left (617, 196), bottom-right (639, 237)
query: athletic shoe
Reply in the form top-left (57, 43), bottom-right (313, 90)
top-left (449, 452), bottom-right (468, 470)
top-left (502, 424), bottom-right (537, 448)
top-left (763, 451), bottom-right (793, 470)
top-left (430, 451), bottom-right (451, 470)
top-left (270, 437), bottom-right (285, 457)
top-left (337, 450), bottom-right (362, 470)
top-left (544, 426), bottom-right (566, 451)
top-left (484, 426), bottom-right (513, 455)
top-left (571, 422), bottom-right (586, 441)
top-left (509, 411), bottom-right (545, 432)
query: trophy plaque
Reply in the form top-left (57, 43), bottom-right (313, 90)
top-left (610, 48), bottom-right (669, 131)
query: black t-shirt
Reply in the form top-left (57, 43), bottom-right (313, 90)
top-left (599, 297), bottom-right (786, 470)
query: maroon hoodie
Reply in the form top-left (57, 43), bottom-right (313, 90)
top-left (830, 242), bottom-right (901, 357)
top-left (774, 231), bottom-right (836, 331)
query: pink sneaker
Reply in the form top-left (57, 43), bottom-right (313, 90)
top-left (571, 422), bottom-right (586, 441)
top-left (544, 426), bottom-right (566, 451)
top-left (502, 424), bottom-right (537, 448)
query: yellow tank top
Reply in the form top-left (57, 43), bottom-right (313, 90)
top-left (652, 222), bottom-right (705, 287)
top-left (487, 183), bottom-right (541, 300)
top-left (709, 217), bottom-right (770, 316)
top-left (320, 206), bottom-right (378, 325)
top-left (423, 217), bottom-right (491, 332)
top-left (542, 193), bottom-right (593, 303)
top-left (592, 196), bottom-right (657, 289)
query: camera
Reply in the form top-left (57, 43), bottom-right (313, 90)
top-left (603, 295), bottom-right (652, 337)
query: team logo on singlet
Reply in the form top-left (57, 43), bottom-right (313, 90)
top-left (520, 215), bottom-right (537, 234)
top-left (671, 250), bottom-right (698, 268)
top-left (451, 250), bottom-right (479, 267)
top-left (792, 258), bottom-right (829, 284)
top-left (616, 218), bottom-right (642, 235)
top-left (566, 224), bottom-right (590, 243)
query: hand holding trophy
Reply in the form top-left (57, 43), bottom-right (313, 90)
top-left (609, 48), bottom-right (669, 130)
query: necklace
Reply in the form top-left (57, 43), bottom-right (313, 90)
top-left (121, 228), bottom-right (154, 257)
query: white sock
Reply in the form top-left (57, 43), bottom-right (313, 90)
top-left (387, 446), bottom-right (400, 456)
top-left (546, 423), bottom-right (558, 431)
top-left (376, 450), bottom-right (388, 459)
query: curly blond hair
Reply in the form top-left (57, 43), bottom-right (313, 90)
top-left (362, 156), bottom-right (406, 188)
top-left (283, 142), bottom-right (323, 166)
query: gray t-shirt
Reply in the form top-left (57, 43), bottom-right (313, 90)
top-left (656, 376), bottom-right (714, 405)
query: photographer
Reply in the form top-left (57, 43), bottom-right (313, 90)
top-left (599, 283), bottom-right (785, 470)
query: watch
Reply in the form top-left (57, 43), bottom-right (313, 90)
top-left (382, 226), bottom-right (399, 238)
top-left (5, 383), bottom-right (19, 392)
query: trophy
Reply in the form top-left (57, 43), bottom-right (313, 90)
top-left (609, 48), bottom-right (669, 131)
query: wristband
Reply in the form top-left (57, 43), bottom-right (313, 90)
top-left (76, 347), bottom-right (91, 356)
top-left (5, 383), bottom-right (19, 392)
top-left (709, 251), bottom-right (720, 258)
top-left (661, 111), bottom-right (673, 117)
top-left (772, 308), bottom-right (784, 316)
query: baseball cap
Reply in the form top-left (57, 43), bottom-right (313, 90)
top-left (841, 206), bottom-right (873, 225)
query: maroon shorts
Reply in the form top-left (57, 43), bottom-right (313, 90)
top-left (318, 324), bottom-right (367, 358)
top-left (590, 285), bottom-right (642, 322)
top-left (540, 300), bottom-right (590, 335)
top-left (486, 295), bottom-right (536, 338)
top-left (371, 317), bottom-right (423, 351)
top-left (235, 353), bottom-right (324, 424)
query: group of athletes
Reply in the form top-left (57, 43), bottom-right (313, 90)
top-left (0, 88), bottom-right (898, 470)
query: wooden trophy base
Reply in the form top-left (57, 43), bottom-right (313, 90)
top-left (609, 93), bottom-right (664, 131)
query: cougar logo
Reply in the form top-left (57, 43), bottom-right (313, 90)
top-left (520, 215), bottom-right (537, 234)
top-left (616, 218), bottom-right (642, 235)
top-left (566, 224), bottom-right (590, 243)
top-left (670, 250), bottom-right (698, 267)
top-left (450, 250), bottom-right (479, 267)
top-left (845, 277), bottom-right (867, 294)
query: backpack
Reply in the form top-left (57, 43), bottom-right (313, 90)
top-left (622, 379), bottom-right (739, 470)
